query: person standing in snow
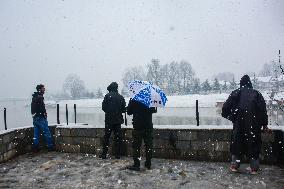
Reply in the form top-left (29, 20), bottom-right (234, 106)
top-left (126, 99), bottom-right (157, 171)
top-left (222, 75), bottom-right (269, 174)
top-left (31, 84), bottom-right (54, 152)
top-left (100, 82), bottom-right (126, 159)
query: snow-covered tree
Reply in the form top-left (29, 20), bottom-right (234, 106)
top-left (212, 78), bottom-right (221, 93)
top-left (229, 77), bottom-right (237, 90)
top-left (147, 59), bottom-right (162, 86)
top-left (63, 74), bottom-right (86, 99)
top-left (222, 81), bottom-right (228, 92)
top-left (179, 60), bottom-right (195, 94)
top-left (122, 66), bottom-right (146, 89)
top-left (201, 79), bottom-right (211, 93)
top-left (192, 78), bottom-right (201, 94)
top-left (96, 88), bottom-right (104, 98)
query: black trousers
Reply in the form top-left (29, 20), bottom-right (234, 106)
top-left (102, 124), bottom-right (122, 156)
top-left (132, 128), bottom-right (153, 166)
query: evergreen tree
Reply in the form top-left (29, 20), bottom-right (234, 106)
top-left (229, 77), bottom-right (237, 90)
top-left (201, 79), bottom-right (211, 93)
top-left (192, 79), bottom-right (201, 94)
top-left (96, 88), bottom-right (104, 98)
top-left (222, 81), bottom-right (228, 92)
top-left (212, 78), bottom-right (221, 93)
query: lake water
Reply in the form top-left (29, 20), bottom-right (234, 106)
top-left (0, 100), bottom-right (283, 131)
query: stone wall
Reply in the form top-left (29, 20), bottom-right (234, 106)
top-left (55, 126), bottom-right (284, 164)
top-left (1, 125), bottom-right (283, 164)
top-left (0, 125), bottom-right (57, 163)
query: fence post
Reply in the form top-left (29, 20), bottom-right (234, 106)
top-left (57, 104), bottom-right (60, 124)
top-left (196, 100), bottom-right (199, 126)
top-left (4, 108), bottom-right (7, 130)
top-left (74, 104), bottom-right (77, 124)
top-left (66, 104), bottom-right (69, 125)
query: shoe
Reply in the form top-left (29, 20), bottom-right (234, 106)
top-left (99, 153), bottom-right (107, 159)
top-left (126, 165), bottom-right (140, 171)
top-left (145, 161), bottom-right (151, 170)
top-left (229, 165), bottom-right (239, 173)
top-left (246, 167), bottom-right (259, 175)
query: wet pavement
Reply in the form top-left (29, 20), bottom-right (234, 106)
top-left (0, 152), bottom-right (283, 189)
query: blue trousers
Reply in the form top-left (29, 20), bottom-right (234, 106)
top-left (33, 116), bottom-right (54, 149)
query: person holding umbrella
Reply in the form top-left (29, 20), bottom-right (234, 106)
top-left (126, 80), bottom-right (167, 171)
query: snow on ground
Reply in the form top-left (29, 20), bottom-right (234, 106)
top-left (0, 152), bottom-right (283, 189)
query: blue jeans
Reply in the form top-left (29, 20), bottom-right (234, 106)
top-left (33, 116), bottom-right (54, 149)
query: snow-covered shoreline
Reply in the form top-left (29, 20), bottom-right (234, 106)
top-left (57, 92), bottom-right (283, 108)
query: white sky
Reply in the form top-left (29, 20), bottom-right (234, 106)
top-left (0, 0), bottom-right (283, 98)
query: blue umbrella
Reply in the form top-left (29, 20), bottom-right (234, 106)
top-left (128, 80), bottom-right (167, 108)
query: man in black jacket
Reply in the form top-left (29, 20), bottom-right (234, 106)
top-left (31, 84), bottom-right (54, 152)
top-left (100, 82), bottom-right (126, 159)
top-left (127, 99), bottom-right (157, 171)
top-left (222, 75), bottom-right (269, 174)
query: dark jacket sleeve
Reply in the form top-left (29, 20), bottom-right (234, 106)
top-left (121, 97), bottom-right (126, 113)
top-left (127, 99), bottom-right (134, 115)
top-left (256, 92), bottom-right (268, 126)
top-left (102, 95), bottom-right (108, 113)
top-left (221, 90), bottom-right (239, 122)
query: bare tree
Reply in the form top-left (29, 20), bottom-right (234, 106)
top-left (147, 59), bottom-right (162, 86)
top-left (122, 66), bottom-right (146, 92)
top-left (179, 60), bottom-right (195, 94)
top-left (63, 74), bottom-right (86, 99)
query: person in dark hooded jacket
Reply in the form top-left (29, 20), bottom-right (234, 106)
top-left (31, 84), bottom-right (54, 152)
top-left (100, 82), bottom-right (126, 159)
top-left (222, 75), bottom-right (269, 174)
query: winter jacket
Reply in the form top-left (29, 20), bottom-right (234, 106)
top-left (222, 75), bottom-right (268, 158)
top-left (102, 83), bottom-right (126, 125)
top-left (31, 92), bottom-right (46, 118)
top-left (127, 99), bottom-right (157, 130)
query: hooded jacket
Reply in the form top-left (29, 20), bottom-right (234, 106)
top-left (102, 82), bottom-right (126, 125)
top-left (221, 75), bottom-right (268, 158)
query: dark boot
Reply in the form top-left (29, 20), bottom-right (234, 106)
top-left (99, 153), bottom-right (107, 159)
top-left (145, 160), bottom-right (151, 170)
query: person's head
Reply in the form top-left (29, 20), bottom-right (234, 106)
top-left (107, 82), bottom-right (118, 92)
top-left (240, 75), bottom-right (252, 88)
top-left (36, 84), bottom-right (45, 94)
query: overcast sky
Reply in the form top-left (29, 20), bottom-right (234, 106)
top-left (0, 0), bottom-right (283, 98)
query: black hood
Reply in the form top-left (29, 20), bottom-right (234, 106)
top-left (107, 82), bottom-right (118, 92)
top-left (32, 92), bottom-right (40, 97)
top-left (240, 75), bottom-right (252, 88)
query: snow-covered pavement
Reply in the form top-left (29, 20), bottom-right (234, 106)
top-left (0, 152), bottom-right (283, 189)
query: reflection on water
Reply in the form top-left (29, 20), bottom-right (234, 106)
top-left (0, 100), bottom-right (283, 130)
